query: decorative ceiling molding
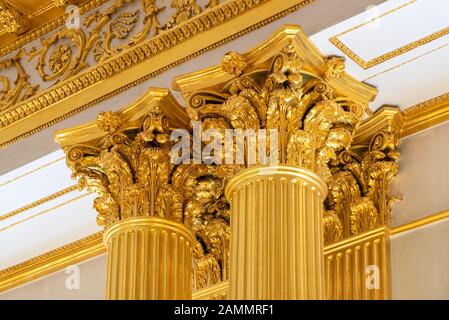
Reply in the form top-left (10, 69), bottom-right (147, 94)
top-left (402, 91), bottom-right (449, 137)
top-left (0, 184), bottom-right (77, 222)
top-left (329, 0), bottom-right (449, 70)
top-left (0, 232), bottom-right (104, 293)
top-left (362, 40), bottom-right (449, 82)
top-left (0, 156), bottom-right (64, 189)
top-left (0, 0), bottom-right (315, 150)
top-left (0, 192), bottom-right (90, 233)
top-left (390, 208), bottom-right (449, 235)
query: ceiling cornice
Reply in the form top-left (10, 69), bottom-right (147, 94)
top-left (0, 232), bottom-right (104, 294)
top-left (402, 91), bottom-right (449, 137)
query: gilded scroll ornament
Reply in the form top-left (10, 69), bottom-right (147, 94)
top-left (0, 50), bottom-right (38, 112)
top-left (28, 0), bottom-right (213, 81)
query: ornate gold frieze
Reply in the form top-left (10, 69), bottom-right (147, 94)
top-left (0, 0), bottom-right (290, 111)
top-left (0, 0), bottom-right (29, 35)
top-left (0, 0), bottom-right (108, 57)
top-left (0, 1), bottom-right (315, 150)
top-left (4, 0), bottom-right (228, 111)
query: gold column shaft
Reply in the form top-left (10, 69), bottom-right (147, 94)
top-left (225, 166), bottom-right (327, 299)
top-left (103, 216), bottom-right (195, 300)
top-left (325, 227), bottom-right (391, 300)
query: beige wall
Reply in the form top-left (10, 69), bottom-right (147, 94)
top-left (391, 120), bottom-right (449, 226)
top-left (391, 218), bottom-right (449, 299)
top-left (389, 120), bottom-right (449, 299)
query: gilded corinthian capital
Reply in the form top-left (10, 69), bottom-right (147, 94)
top-left (324, 107), bottom-right (403, 244)
top-left (55, 88), bottom-right (232, 290)
top-left (174, 37), bottom-right (372, 181)
top-left (173, 26), bottom-right (402, 246)
top-left (52, 26), bottom-right (405, 300)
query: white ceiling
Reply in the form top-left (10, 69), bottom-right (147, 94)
top-left (0, 150), bottom-right (101, 268)
top-left (1, 0), bottom-right (449, 271)
top-left (311, 0), bottom-right (449, 110)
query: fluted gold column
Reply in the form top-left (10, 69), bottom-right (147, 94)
top-left (225, 166), bottom-right (327, 299)
top-left (103, 216), bottom-right (196, 300)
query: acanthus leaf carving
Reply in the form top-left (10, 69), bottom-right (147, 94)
top-left (178, 45), bottom-right (400, 247)
top-left (323, 125), bottom-right (401, 245)
top-left (57, 34), bottom-right (402, 292)
top-left (66, 105), bottom-right (231, 290)
top-left (187, 43), bottom-right (364, 176)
